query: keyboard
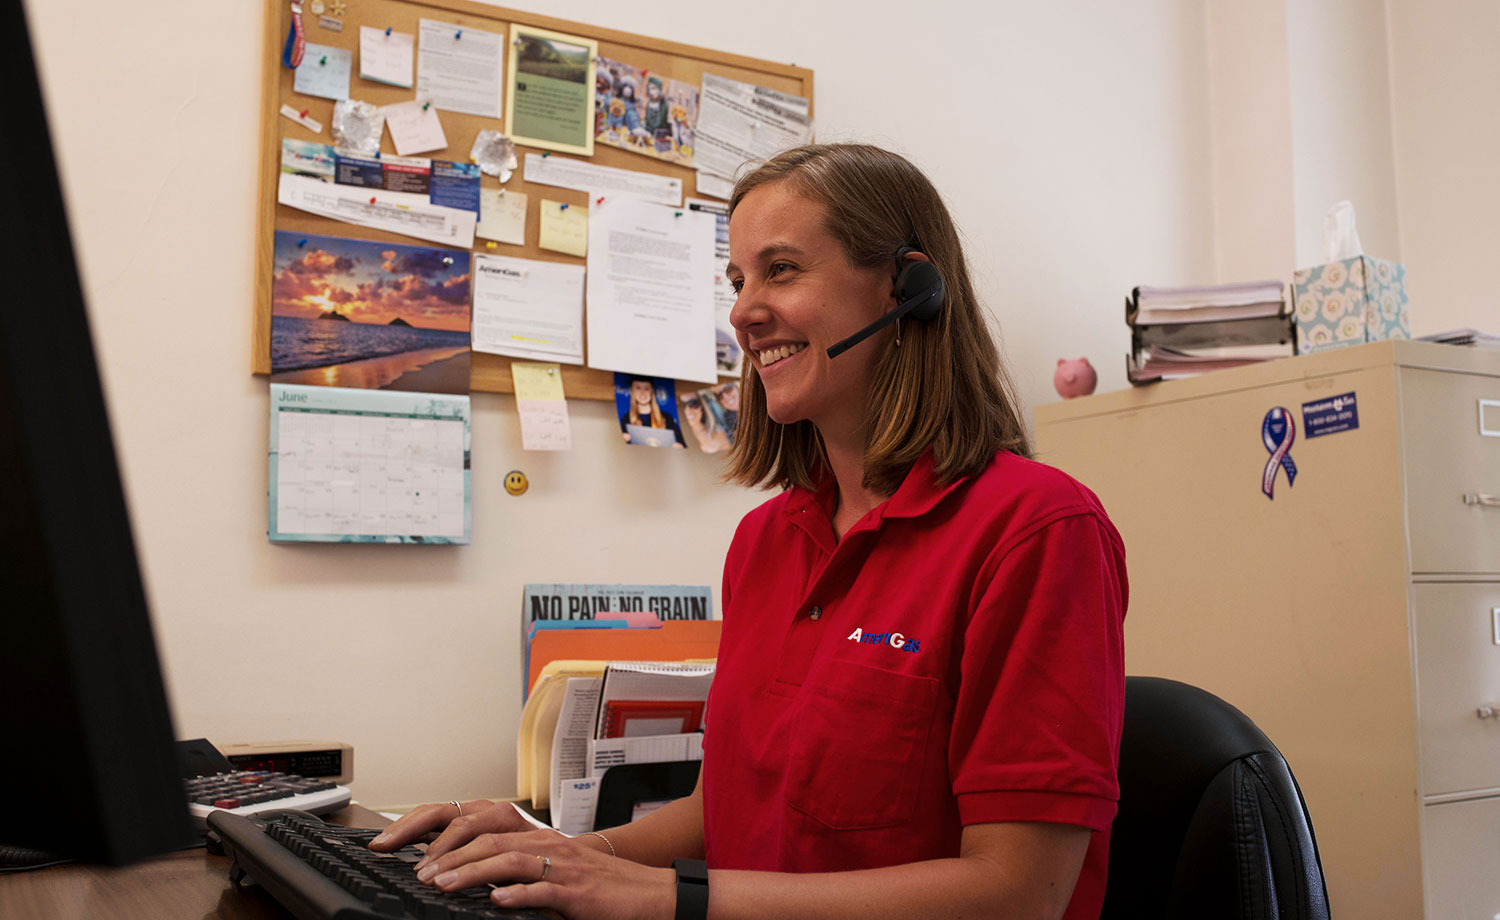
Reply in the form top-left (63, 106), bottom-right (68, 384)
top-left (186, 769), bottom-right (352, 829)
top-left (209, 811), bottom-right (555, 919)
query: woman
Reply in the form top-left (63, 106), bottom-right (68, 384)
top-left (620, 376), bottom-right (684, 447)
top-left (680, 392), bottom-right (730, 453)
top-left (372, 144), bottom-right (1127, 920)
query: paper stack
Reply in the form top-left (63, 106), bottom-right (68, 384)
top-left (1125, 280), bottom-right (1296, 383)
top-left (519, 659), bottom-right (714, 836)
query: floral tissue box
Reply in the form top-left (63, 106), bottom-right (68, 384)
top-left (1292, 255), bottom-right (1409, 354)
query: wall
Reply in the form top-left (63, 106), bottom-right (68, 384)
top-left (22, 0), bottom-right (1214, 809)
top-left (1386, 0), bottom-right (1500, 335)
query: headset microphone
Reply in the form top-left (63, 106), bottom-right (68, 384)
top-left (826, 248), bottom-right (945, 359)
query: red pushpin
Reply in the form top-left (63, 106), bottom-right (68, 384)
top-left (595, 196), bottom-right (605, 204)
top-left (369, 197), bottom-right (377, 204)
top-left (299, 108), bottom-right (309, 119)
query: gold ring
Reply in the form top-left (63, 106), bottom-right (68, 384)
top-left (538, 855), bottom-right (551, 882)
top-left (449, 800), bottom-right (463, 816)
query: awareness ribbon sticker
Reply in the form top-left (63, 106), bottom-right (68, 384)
top-left (283, 3), bottom-right (306, 69)
top-left (1261, 407), bottom-right (1297, 499)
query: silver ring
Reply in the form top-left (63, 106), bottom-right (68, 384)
top-left (537, 855), bottom-right (551, 882)
top-left (449, 800), bottom-right (463, 816)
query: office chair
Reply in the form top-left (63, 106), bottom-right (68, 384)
top-left (1100, 677), bottom-right (1331, 920)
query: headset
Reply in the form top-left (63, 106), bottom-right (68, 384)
top-left (825, 246), bottom-right (946, 359)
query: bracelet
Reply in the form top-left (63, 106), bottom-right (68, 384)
top-left (582, 831), bottom-right (616, 857)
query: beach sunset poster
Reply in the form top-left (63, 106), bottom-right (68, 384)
top-left (270, 231), bottom-right (472, 394)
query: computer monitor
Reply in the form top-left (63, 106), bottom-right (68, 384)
top-left (0, 0), bottom-right (193, 864)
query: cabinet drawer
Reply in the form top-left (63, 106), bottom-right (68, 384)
top-left (1401, 369), bottom-right (1500, 574)
top-left (1414, 582), bottom-right (1500, 796)
top-left (1420, 795), bottom-right (1500, 919)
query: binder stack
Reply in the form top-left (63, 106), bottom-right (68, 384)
top-left (1125, 280), bottom-right (1296, 384)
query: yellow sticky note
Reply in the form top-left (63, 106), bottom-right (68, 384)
top-left (511, 361), bottom-right (565, 401)
top-left (539, 199), bottom-right (588, 257)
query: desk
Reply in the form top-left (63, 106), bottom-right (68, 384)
top-left (0, 804), bottom-right (389, 919)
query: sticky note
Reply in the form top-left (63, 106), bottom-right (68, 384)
top-left (513, 361), bottom-right (571, 451)
top-left (539, 200), bottom-right (587, 257)
top-left (477, 189), bottom-right (527, 245)
top-left (359, 26), bottom-right (414, 88)
top-left (382, 99), bottom-right (448, 156)
top-left (512, 361), bottom-right (565, 401)
top-left (293, 43), bottom-right (352, 101)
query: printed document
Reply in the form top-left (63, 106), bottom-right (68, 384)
top-left (471, 253), bottom-right (585, 364)
top-left (278, 173), bottom-right (476, 248)
top-left (524, 152), bottom-right (681, 206)
top-left (416, 19), bottom-right (504, 118)
top-left (694, 73), bottom-right (812, 184)
top-left (585, 198), bottom-right (717, 382)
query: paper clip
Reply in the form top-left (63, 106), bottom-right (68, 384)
top-left (384, 26), bottom-right (392, 36)
top-left (297, 238), bottom-right (308, 247)
top-left (559, 203), bottom-right (570, 211)
top-left (595, 196), bottom-right (605, 204)
top-left (299, 108), bottom-right (310, 118)
top-left (369, 196), bottom-right (377, 204)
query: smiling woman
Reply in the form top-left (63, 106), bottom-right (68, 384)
top-left (370, 145), bottom-right (1128, 920)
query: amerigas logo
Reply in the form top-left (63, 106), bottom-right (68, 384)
top-left (847, 627), bottom-right (921, 654)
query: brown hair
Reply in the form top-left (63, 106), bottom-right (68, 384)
top-left (723, 143), bottom-right (1031, 495)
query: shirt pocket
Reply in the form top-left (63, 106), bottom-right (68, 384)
top-left (783, 661), bottom-right (938, 830)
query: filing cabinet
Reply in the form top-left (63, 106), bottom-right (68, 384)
top-left (1033, 341), bottom-right (1500, 920)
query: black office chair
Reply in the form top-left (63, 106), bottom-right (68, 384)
top-left (1101, 677), bottom-right (1331, 920)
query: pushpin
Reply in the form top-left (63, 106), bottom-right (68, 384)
top-left (297, 238), bottom-right (308, 247)
top-left (442, 256), bottom-right (454, 265)
top-left (559, 203), bottom-right (569, 211)
top-left (422, 101), bottom-right (431, 111)
top-left (595, 196), bottom-right (605, 204)
top-left (299, 108), bottom-right (310, 118)
top-left (486, 241), bottom-right (497, 249)
top-left (547, 367), bottom-right (555, 375)
top-left (674, 211), bottom-right (683, 217)
top-left (374, 152), bottom-right (381, 159)
top-left (369, 196), bottom-right (377, 204)
top-left (320, 55), bottom-right (327, 66)
top-left (385, 26), bottom-right (392, 36)
top-left (455, 29), bottom-right (462, 39)
top-left (541, 151), bottom-right (551, 158)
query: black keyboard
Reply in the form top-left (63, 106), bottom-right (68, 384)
top-left (209, 811), bottom-right (556, 920)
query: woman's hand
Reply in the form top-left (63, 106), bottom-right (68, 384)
top-left (371, 801), bottom-right (676, 919)
top-left (422, 824), bottom-right (675, 920)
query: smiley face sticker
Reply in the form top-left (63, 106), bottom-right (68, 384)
top-left (504, 470), bottom-right (529, 496)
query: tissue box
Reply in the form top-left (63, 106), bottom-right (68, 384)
top-left (1292, 256), bottom-right (1409, 353)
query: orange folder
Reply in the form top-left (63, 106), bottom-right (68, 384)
top-left (526, 619), bottom-right (721, 694)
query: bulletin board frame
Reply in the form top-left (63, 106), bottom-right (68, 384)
top-left (252, 0), bottom-right (814, 400)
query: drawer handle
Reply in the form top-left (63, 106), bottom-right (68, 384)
top-left (1462, 493), bottom-right (1500, 508)
top-left (1479, 705), bottom-right (1500, 720)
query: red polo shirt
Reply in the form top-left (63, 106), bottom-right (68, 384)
top-left (703, 450), bottom-right (1127, 920)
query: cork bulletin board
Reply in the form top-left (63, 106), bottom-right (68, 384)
top-left (252, 0), bottom-right (814, 400)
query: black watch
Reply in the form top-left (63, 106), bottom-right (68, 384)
top-left (672, 858), bottom-right (709, 920)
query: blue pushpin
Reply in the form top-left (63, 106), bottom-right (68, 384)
top-left (455, 29), bottom-right (462, 39)
top-left (560, 203), bottom-right (569, 211)
top-left (297, 238), bottom-right (308, 247)
top-left (384, 26), bottom-right (392, 36)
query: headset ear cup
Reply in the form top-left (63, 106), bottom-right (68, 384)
top-left (897, 260), bottom-right (945, 321)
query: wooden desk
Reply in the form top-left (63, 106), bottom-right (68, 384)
top-left (0, 804), bottom-right (390, 919)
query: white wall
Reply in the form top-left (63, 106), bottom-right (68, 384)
top-left (20, 0), bottom-right (1243, 809)
top-left (1386, 0), bottom-right (1500, 335)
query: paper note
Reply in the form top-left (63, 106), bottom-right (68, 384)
top-left (586, 197), bottom-right (718, 382)
top-left (513, 361), bottom-right (571, 451)
top-left (279, 104), bottom-right (324, 134)
top-left (539, 200), bottom-right (588, 257)
top-left (694, 72), bottom-right (813, 184)
top-left (471, 253), bottom-right (584, 363)
top-left (553, 776), bottom-right (600, 836)
top-left (686, 197), bottom-right (740, 377)
top-left (524, 153), bottom-right (681, 206)
top-left (359, 25), bottom-right (414, 87)
top-left (382, 99), bottom-right (448, 156)
top-left (477, 188), bottom-right (527, 245)
top-left (269, 384), bottom-right (471, 544)
top-left (694, 171), bottom-right (732, 201)
top-left (278, 173), bottom-right (476, 248)
top-left (293, 43), bottom-right (352, 101)
top-left (416, 18), bottom-right (504, 118)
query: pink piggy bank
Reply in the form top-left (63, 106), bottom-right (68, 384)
top-left (1053, 357), bottom-right (1097, 399)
